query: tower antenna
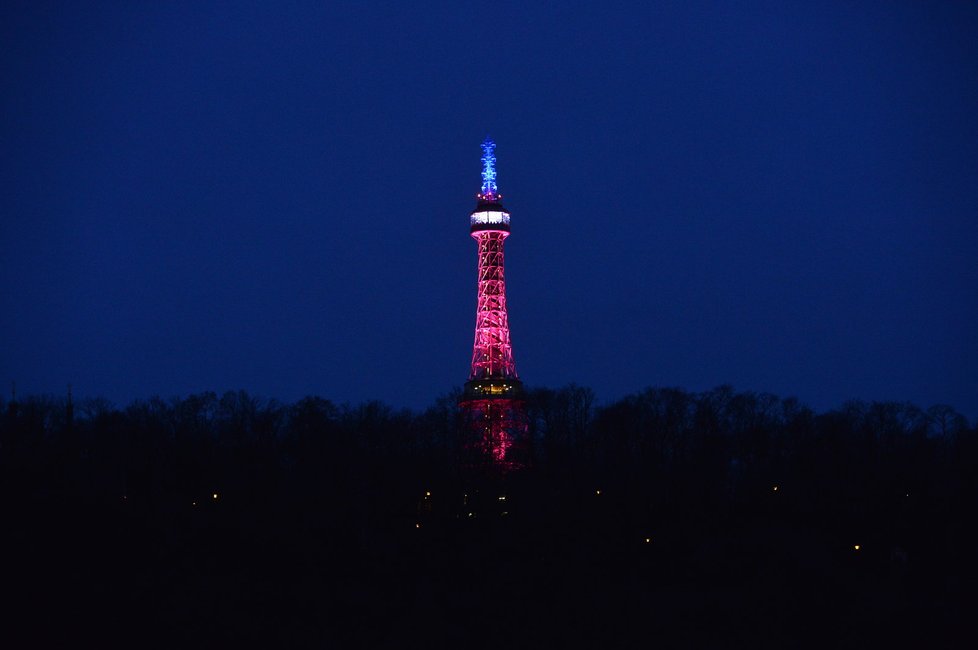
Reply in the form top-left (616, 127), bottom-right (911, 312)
top-left (478, 136), bottom-right (499, 202)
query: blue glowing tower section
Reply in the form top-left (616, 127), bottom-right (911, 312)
top-left (478, 137), bottom-right (499, 202)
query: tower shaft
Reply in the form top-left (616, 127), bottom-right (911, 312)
top-left (469, 230), bottom-right (516, 381)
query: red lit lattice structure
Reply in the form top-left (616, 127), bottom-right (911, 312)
top-left (459, 138), bottom-right (529, 472)
top-left (469, 230), bottom-right (516, 380)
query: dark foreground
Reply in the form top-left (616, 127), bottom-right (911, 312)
top-left (3, 387), bottom-right (976, 647)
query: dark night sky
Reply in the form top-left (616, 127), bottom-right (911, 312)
top-left (2, 2), bottom-right (976, 418)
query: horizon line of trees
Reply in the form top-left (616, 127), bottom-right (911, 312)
top-left (3, 383), bottom-right (973, 510)
top-left (2, 382), bottom-right (972, 446)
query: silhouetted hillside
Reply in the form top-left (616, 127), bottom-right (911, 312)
top-left (2, 386), bottom-right (975, 647)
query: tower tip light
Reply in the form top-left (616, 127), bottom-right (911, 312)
top-left (478, 137), bottom-right (499, 202)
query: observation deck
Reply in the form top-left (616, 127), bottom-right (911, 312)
top-left (462, 377), bottom-right (525, 401)
top-left (470, 200), bottom-right (511, 233)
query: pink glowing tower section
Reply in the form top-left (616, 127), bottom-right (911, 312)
top-left (460, 138), bottom-right (528, 472)
top-left (461, 399), bottom-right (522, 469)
top-left (469, 229), bottom-right (517, 381)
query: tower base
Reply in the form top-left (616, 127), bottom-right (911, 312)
top-left (458, 393), bottom-right (529, 473)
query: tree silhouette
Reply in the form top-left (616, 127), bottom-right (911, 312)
top-left (0, 384), bottom-right (973, 646)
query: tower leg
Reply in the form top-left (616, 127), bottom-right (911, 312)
top-left (459, 398), bottom-right (529, 473)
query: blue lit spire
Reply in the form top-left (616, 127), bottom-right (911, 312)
top-left (478, 137), bottom-right (499, 202)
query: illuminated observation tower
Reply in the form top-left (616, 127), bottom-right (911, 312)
top-left (459, 138), bottom-right (528, 471)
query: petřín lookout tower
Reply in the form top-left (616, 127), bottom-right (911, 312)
top-left (459, 138), bottom-right (529, 471)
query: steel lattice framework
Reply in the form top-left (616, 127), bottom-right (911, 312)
top-left (461, 399), bottom-right (523, 472)
top-left (460, 138), bottom-right (529, 472)
top-left (469, 230), bottom-right (517, 380)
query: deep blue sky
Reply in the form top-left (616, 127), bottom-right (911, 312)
top-left (2, 2), bottom-right (976, 418)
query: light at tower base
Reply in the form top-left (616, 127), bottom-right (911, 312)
top-left (460, 398), bottom-right (527, 472)
top-left (459, 138), bottom-right (529, 472)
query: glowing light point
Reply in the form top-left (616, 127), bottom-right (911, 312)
top-left (212, 493), bottom-right (218, 500)
top-left (645, 538), bottom-right (652, 544)
top-left (773, 485), bottom-right (779, 492)
top-left (854, 544), bottom-right (860, 551)
top-left (596, 490), bottom-right (601, 496)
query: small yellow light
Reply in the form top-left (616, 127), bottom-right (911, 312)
top-left (425, 491), bottom-right (431, 497)
top-left (192, 501), bottom-right (196, 506)
top-left (212, 493), bottom-right (218, 500)
top-left (854, 544), bottom-right (860, 551)
top-left (773, 485), bottom-right (779, 492)
top-left (415, 523), bottom-right (420, 529)
top-left (645, 538), bottom-right (651, 543)
top-left (498, 495), bottom-right (506, 501)
top-left (468, 512), bottom-right (474, 518)
top-left (596, 490), bottom-right (601, 496)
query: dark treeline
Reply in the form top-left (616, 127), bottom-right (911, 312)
top-left (2, 386), bottom-right (976, 647)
